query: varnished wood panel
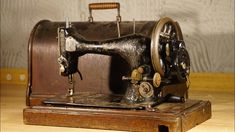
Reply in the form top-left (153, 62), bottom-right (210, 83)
top-left (23, 100), bottom-right (211, 132)
top-left (1, 84), bottom-right (234, 132)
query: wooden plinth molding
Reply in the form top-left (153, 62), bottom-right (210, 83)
top-left (24, 100), bottom-right (211, 132)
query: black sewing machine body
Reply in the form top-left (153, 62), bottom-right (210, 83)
top-left (35, 15), bottom-right (189, 110)
top-left (24, 3), bottom-right (212, 132)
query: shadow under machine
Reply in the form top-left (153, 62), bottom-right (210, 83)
top-left (23, 2), bottom-right (211, 132)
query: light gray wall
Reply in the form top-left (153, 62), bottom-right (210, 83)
top-left (1, 0), bottom-right (234, 72)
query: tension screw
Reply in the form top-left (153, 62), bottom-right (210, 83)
top-left (137, 67), bottom-right (144, 74)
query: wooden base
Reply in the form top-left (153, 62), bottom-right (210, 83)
top-left (23, 100), bottom-right (211, 132)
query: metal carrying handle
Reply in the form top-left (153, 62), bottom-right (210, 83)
top-left (88, 2), bottom-right (121, 22)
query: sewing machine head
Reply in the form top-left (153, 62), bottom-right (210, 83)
top-left (25, 3), bottom-right (212, 131)
top-left (56, 16), bottom-right (190, 106)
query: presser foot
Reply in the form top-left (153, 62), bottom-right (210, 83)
top-left (67, 74), bottom-right (75, 97)
top-left (67, 89), bottom-right (74, 97)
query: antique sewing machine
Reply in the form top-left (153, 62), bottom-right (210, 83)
top-left (24, 2), bottom-right (211, 132)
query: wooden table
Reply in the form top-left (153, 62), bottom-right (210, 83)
top-left (1, 84), bottom-right (234, 132)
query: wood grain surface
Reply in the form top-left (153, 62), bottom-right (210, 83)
top-left (0, 84), bottom-right (234, 132)
top-left (0, 0), bottom-right (234, 72)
